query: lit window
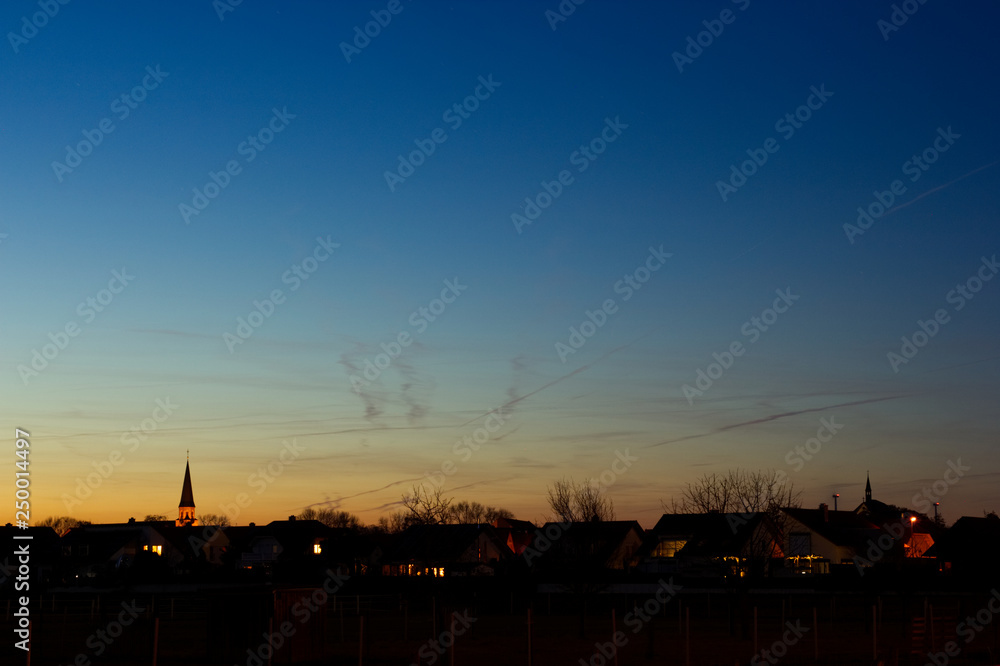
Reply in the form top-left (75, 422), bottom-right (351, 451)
top-left (313, 544), bottom-right (322, 554)
top-left (652, 539), bottom-right (687, 558)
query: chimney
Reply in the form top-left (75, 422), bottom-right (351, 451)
top-left (820, 503), bottom-right (829, 522)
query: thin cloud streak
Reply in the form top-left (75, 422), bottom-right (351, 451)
top-left (459, 335), bottom-right (651, 427)
top-left (645, 394), bottom-right (909, 449)
top-left (885, 161), bottom-right (999, 215)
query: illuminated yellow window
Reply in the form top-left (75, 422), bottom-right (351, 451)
top-left (652, 539), bottom-right (687, 558)
top-left (313, 544), bottom-right (322, 554)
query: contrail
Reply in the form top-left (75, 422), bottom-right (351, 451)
top-left (645, 394), bottom-right (908, 448)
top-left (458, 334), bottom-right (652, 427)
top-left (885, 160), bottom-right (999, 215)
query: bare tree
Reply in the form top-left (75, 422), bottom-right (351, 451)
top-left (447, 501), bottom-right (514, 524)
top-left (37, 516), bottom-right (89, 536)
top-left (197, 513), bottom-right (232, 527)
top-left (484, 505), bottom-right (514, 523)
top-left (668, 468), bottom-right (800, 516)
top-left (666, 469), bottom-right (801, 574)
top-left (298, 507), bottom-right (362, 529)
top-left (449, 500), bottom-right (487, 524)
top-left (376, 510), bottom-right (411, 534)
top-left (401, 485), bottom-right (453, 525)
top-left (546, 477), bottom-right (615, 523)
top-left (143, 514), bottom-right (168, 522)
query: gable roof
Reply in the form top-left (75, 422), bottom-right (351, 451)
top-left (387, 524), bottom-right (510, 563)
top-left (932, 515), bottom-right (1000, 560)
top-left (782, 507), bottom-right (882, 550)
top-left (535, 520), bottom-right (644, 566)
top-left (645, 512), bottom-right (769, 557)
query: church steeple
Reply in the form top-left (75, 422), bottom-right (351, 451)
top-left (865, 471), bottom-right (872, 503)
top-left (177, 453), bottom-right (198, 527)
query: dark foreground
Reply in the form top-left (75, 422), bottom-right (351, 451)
top-left (4, 579), bottom-right (1000, 666)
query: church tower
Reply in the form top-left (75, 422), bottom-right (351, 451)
top-left (865, 472), bottom-right (872, 503)
top-left (177, 454), bottom-right (198, 527)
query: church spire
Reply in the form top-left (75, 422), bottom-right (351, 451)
top-left (865, 471), bottom-right (872, 503)
top-left (177, 456), bottom-right (198, 526)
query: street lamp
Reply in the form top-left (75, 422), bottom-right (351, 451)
top-left (832, 493), bottom-right (839, 511)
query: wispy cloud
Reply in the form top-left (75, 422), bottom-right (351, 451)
top-left (645, 394), bottom-right (909, 449)
top-left (461, 335), bottom-right (650, 427)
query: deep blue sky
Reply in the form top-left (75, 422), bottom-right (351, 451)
top-left (3, 1), bottom-right (998, 526)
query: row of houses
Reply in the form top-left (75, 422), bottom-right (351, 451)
top-left (3, 507), bottom-right (997, 590)
top-left (2, 467), bottom-right (992, 590)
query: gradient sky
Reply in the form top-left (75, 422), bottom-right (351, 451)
top-left (3, 1), bottom-right (999, 528)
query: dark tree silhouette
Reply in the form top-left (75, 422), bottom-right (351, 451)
top-left (546, 477), bottom-right (615, 522)
top-left (401, 485), bottom-right (453, 525)
top-left (197, 513), bottom-right (232, 527)
top-left (37, 516), bottom-right (90, 536)
top-left (298, 507), bottom-right (361, 529)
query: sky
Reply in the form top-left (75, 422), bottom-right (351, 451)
top-left (2, 1), bottom-right (999, 529)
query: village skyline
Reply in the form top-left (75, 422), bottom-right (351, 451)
top-left (42, 455), bottom-right (987, 531)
